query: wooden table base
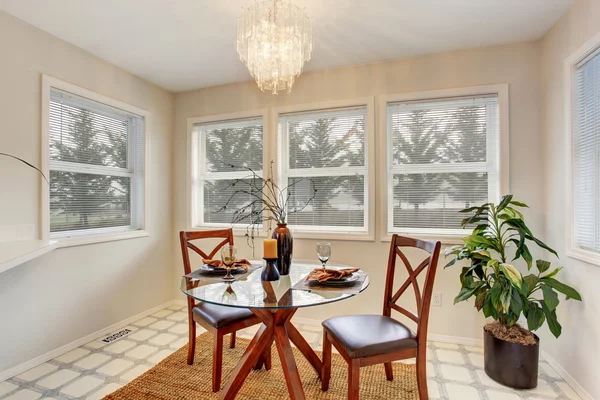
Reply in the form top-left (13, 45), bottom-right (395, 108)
top-left (219, 308), bottom-right (322, 400)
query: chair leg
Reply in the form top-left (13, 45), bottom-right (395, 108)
top-left (416, 346), bottom-right (428, 400)
top-left (348, 359), bottom-right (360, 400)
top-left (321, 331), bottom-right (332, 391)
top-left (212, 333), bottom-right (224, 392)
top-left (230, 331), bottom-right (236, 349)
top-left (384, 362), bottom-right (394, 381)
top-left (187, 319), bottom-right (196, 365)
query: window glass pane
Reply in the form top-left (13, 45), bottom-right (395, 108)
top-left (573, 51), bottom-right (600, 253)
top-left (50, 98), bottom-right (130, 169)
top-left (203, 178), bottom-right (262, 225)
top-left (392, 173), bottom-right (487, 230)
top-left (286, 176), bottom-right (365, 228)
top-left (50, 171), bottom-right (131, 232)
top-left (203, 121), bottom-right (263, 173)
top-left (287, 111), bottom-right (365, 169)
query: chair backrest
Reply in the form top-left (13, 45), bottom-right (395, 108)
top-left (383, 234), bottom-right (441, 343)
top-left (179, 229), bottom-right (234, 275)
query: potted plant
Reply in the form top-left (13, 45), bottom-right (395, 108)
top-left (445, 194), bottom-right (582, 389)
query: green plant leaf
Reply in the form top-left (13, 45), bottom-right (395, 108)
top-left (497, 194), bottom-right (513, 212)
top-left (500, 288), bottom-right (511, 314)
top-left (510, 288), bottom-right (523, 316)
top-left (541, 278), bottom-right (582, 301)
top-left (526, 235), bottom-right (559, 258)
top-left (454, 283), bottom-right (483, 304)
top-left (523, 274), bottom-right (538, 296)
top-left (541, 301), bottom-right (562, 338)
top-left (482, 296), bottom-right (495, 318)
top-left (526, 302), bottom-right (545, 331)
top-left (499, 263), bottom-right (523, 290)
top-left (471, 250), bottom-right (491, 260)
top-left (510, 200), bottom-right (529, 208)
top-left (541, 284), bottom-right (560, 311)
top-left (541, 267), bottom-right (562, 279)
top-left (475, 288), bottom-right (487, 311)
top-left (536, 260), bottom-right (551, 273)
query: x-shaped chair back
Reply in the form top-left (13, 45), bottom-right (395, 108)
top-left (383, 234), bottom-right (441, 342)
top-left (179, 229), bottom-right (234, 275)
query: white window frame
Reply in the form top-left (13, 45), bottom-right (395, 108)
top-left (379, 85), bottom-right (509, 243)
top-left (564, 30), bottom-right (600, 267)
top-left (186, 109), bottom-right (269, 233)
top-left (41, 75), bottom-right (150, 248)
top-left (272, 97), bottom-right (376, 241)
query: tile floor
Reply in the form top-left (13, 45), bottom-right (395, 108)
top-left (0, 301), bottom-right (581, 400)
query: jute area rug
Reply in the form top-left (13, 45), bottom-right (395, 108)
top-left (104, 332), bottom-right (419, 399)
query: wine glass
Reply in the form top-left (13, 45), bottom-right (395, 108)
top-left (221, 245), bottom-right (237, 281)
top-left (316, 242), bottom-right (331, 268)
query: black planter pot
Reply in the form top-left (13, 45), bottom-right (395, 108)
top-left (271, 224), bottom-right (293, 275)
top-left (484, 328), bottom-right (539, 389)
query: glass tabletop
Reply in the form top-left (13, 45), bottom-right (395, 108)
top-left (180, 261), bottom-right (369, 310)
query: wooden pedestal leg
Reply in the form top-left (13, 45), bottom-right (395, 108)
top-left (219, 324), bottom-right (273, 400)
top-left (274, 323), bottom-right (305, 400)
top-left (287, 322), bottom-right (322, 378)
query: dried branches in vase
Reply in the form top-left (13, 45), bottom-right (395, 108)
top-left (218, 160), bottom-right (316, 249)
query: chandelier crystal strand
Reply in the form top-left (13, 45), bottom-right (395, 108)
top-left (237, 0), bottom-right (312, 94)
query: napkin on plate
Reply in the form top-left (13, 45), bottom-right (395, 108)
top-left (202, 258), bottom-right (252, 272)
top-left (305, 268), bottom-right (360, 283)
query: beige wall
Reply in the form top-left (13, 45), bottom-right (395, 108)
top-left (0, 11), bottom-right (175, 372)
top-left (174, 42), bottom-right (544, 340)
top-left (541, 0), bottom-right (600, 398)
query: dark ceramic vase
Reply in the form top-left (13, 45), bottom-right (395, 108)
top-left (484, 328), bottom-right (539, 389)
top-left (271, 223), bottom-right (293, 275)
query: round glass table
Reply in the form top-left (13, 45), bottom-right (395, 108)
top-left (181, 261), bottom-right (369, 400)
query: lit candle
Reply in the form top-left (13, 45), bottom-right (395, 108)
top-left (264, 239), bottom-right (278, 259)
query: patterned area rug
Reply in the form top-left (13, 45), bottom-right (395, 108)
top-left (104, 332), bottom-right (419, 399)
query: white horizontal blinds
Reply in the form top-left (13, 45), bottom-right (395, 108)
top-left (280, 107), bottom-right (368, 232)
top-left (573, 49), bottom-right (600, 253)
top-left (192, 118), bottom-right (263, 226)
top-left (387, 95), bottom-right (500, 234)
top-left (49, 88), bottom-right (144, 237)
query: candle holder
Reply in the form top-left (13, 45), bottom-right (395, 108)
top-left (261, 258), bottom-right (280, 281)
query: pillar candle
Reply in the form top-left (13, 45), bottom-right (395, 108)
top-left (264, 239), bottom-right (278, 259)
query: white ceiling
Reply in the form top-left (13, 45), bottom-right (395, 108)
top-left (0, 0), bottom-right (572, 93)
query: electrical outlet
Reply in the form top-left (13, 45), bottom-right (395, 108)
top-left (432, 292), bottom-right (442, 307)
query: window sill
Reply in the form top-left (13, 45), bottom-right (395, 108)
top-left (54, 230), bottom-right (149, 248)
top-left (566, 247), bottom-right (600, 267)
top-left (0, 240), bottom-right (58, 275)
top-left (291, 231), bottom-right (375, 242)
top-left (381, 233), bottom-right (464, 245)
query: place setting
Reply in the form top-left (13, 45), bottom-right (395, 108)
top-left (183, 245), bottom-right (262, 282)
top-left (291, 242), bottom-right (368, 295)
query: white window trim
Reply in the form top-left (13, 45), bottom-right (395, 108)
top-left (378, 84), bottom-right (510, 243)
top-left (272, 97), bottom-right (376, 241)
top-left (186, 109), bottom-right (269, 236)
top-left (564, 30), bottom-right (600, 267)
top-left (41, 75), bottom-right (151, 248)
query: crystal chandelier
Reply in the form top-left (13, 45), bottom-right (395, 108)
top-left (237, 0), bottom-right (313, 94)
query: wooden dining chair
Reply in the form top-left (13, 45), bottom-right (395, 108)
top-left (321, 235), bottom-right (441, 400)
top-left (180, 229), bottom-right (267, 392)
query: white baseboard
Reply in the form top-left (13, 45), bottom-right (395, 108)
top-left (541, 350), bottom-right (594, 400)
top-left (0, 299), bottom-right (179, 382)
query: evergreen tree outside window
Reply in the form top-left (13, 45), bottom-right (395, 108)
top-left (49, 88), bottom-right (144, 238)
top-left (279, 107), bottom-right (369, 233)
top-left (386, 95), bottom-right (500, 236)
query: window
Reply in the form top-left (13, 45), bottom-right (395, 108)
top-left (386, 94), bottom-right (501, 236)
top-left (190, 117), bottom-right (263, 227)
top-left (48, 87), bottom-right (145, 239)
top-left (571, 47), bottom-right (600, 256)
top-left (279, 107), bottom-right (369, 234)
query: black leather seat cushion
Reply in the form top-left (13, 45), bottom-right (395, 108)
top-left (322, 315), bottom-right (417, 359)
top-left (192, 302), bottom-right (255, 329)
